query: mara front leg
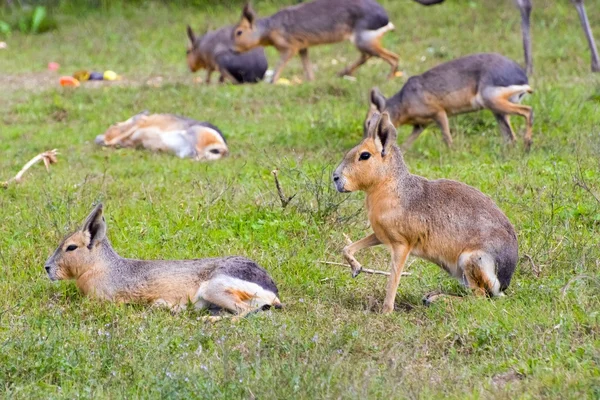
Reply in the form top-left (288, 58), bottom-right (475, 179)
top-left (218, 67), bottom-right (240, 84)
top-left (433, 111), bottom-right (453, 148)
top-left (271, 48), bottom-right (296, 83)
top-left (205, 68), bottom-right (214, 85)
top-left (382, 243), bottom-right (411, 314)
top-left (342, 233), bottom-right (381, 278)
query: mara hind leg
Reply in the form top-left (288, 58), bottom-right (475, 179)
top-left (493, 113), bottom-right (517, 144)
top-left (196, 276), bottom-right (281, 322)
top-left (338, 52), bottom-right (371, 77)
top-left (299, 48), bottom-right (315, 81)
top-left (351, 26), bottom-right (399, 78)
top-left (483, 86), bottom-right (534, 150)
top-left (373, 44), bottom-right (400, 79)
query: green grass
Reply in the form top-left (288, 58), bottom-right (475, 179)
top-left (1, 1), bottom-right (600, 398)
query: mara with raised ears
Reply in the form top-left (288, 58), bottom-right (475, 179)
top-left (44, 204), bottom-right (282, 320)
top-left (186, 24), bottom-right (268, 84)
top-left (95, 112), bottom-right (229, 161)
top-left (232, 0), bottom-right (399, 83)
top-left (366, 53), bottom-right (534, 150)
top-left (333, 113), bottom-right (518, 312)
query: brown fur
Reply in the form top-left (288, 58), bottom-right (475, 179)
top-left (366, 53), bottom-right (534, 150)
top-left (95, 112), bottom-right (229, 161)
top-left (44, 204), bottom-right (282, 318)
top-left (227, 288), bottom-right (254, 302)
top-left (333, 112), bottom-right (518, 313)
top-left (232, 0), bottom-right (398, 83)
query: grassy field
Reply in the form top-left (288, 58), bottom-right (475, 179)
top-left (1, 0), bottom-right (599, 398)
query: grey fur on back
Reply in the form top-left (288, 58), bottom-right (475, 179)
top-left (150, 113), bottom-right (227, 143)
top-left (91, 240), bottom-right (278, 296)
top-left (387, 53), bottom-right (527, 109)
top-left (258, 0), bottom-right (390, 35)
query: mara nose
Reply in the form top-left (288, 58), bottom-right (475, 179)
top-left (333, 174), bottom-right (340, 182)
top-left (44, 265), bottom-right (50, 273)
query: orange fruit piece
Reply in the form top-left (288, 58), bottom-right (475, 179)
top-left (59, 76), bottom-right (80, 87)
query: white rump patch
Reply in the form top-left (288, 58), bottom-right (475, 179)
top-left (481, 84), bottom-right (533, 105)
top-left (351, 22), bottom-right (395, 44)
top-left (193, 275), bottom-right (279, 311)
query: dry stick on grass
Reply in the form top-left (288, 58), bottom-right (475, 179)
top-left (1, 149), bottom-right (59, 188)
top-left (573, 157), bottom-right (600, 205)
top-left (561, 274), bottom-right (600, 298)
top-left (336, 233), bottom-right (415, 276)
top-left (271, 169), bottom-right (296, 208)
top-left (316, 260), bottom-right (412, 277)
top-left (522, 254), bottom-right (540, 277)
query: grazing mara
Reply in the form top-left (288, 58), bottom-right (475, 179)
top-left (44, 204), bottom-right (282, 320)
top-left (95, 112), bottom-right (229, 161)
top-left (232, 0), bottom-right (399, 83)
top-left (333, 113), bottom-right (518, 312)
top-left (186, 24), bottom-right (268, 84)
top-left (366, 53), bottom-right (534, 150)
top-left (412, 0), bottom-right (599, 74)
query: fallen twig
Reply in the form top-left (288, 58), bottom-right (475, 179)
top-left (2, 149), bottom-right (58, 188)
top-left (522, 254), bottom-right (540, 277)
top-left (573, 161), bottom-right (600, 205)
top-left (316, 260), bottom-right (412, 277)
top-left (561, 274), bottom-right (600, 298)
top-left (271, 169), bottom-right (296, 208)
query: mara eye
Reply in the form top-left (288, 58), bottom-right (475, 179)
top-left (359, 152), bottom-right (371, 161)
top-left (66, 244), bottom-right (78, 252)
top-left (236, 30), bottom-right (242, 36)
top-left (209, 149), bottom-right (221, 154)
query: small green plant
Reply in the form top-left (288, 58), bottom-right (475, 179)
top-left (0, 5), bottom-right (57, 36)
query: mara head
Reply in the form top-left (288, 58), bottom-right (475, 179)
top-left (95, 111), bottom-right (149, 146)
top-left (333, 112), bottom-right (399, 193)
top-left (186, 25), bottom-right (206, 72)
top-left (232, 3), bottom-right (260, 53)
top-left (364, 88), bottom-right (388, 133)
top-left (44, 203), bottom-right (108, 281)
top-left (194, 126), bottom-right (229, 161)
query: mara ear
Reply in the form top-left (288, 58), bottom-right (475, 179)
top-left (365, 112), bottom-right (382, 140)
top-left (82, 203), bottom-right (107, 248)
top-left (186, 25), bottom-right (196, 46)
top-left (370, 87), bottom-right (387, 112)
top-left (364, 88), bottom-right (386, 137)
top-left (377, 112), bottom-right (398, 157)
top-left (242, 3), bottom-right (256, 26)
